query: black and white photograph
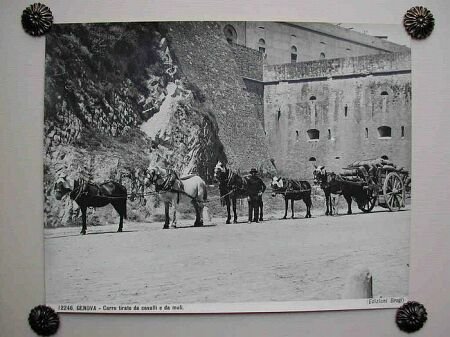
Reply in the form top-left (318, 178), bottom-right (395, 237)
top-left (44, 21), bottom-right (411, 313)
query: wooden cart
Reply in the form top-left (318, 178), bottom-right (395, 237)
top-left (340, 164), bottom-right (410, 213)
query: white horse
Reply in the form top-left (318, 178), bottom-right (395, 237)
top-left (145, 167), bottom-right (208, 229)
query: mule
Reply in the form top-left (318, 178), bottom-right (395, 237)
top-left (213, 162), bottom-right (264, 224)
top-left (145, 167), bottom-right (207, 229)
top-left (313, 166), bottom-right (370, 215)
top-left (54, 176), bottom-right (127, 235)
top-left (271, 176), bottom-right (312, 218)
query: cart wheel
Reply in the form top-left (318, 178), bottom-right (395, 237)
top-left (358, 193), bottom-right (377, 213)
top-left (383, 172), bottom-right (405, 211)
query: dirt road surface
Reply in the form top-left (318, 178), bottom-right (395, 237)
top-left (45, 206), bottom-right (410, 305)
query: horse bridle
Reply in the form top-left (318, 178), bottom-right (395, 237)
top-left (69, 178), bottom-right (87, 201)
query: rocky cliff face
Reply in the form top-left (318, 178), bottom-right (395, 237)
top-left (44, 22), bottom-right (226, 227)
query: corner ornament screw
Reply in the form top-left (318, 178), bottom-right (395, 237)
top-left (28, 305), bottom-right (60, 336)
top-left (403, 6), bottom-right (435, 39)
top-left (396, 301), bottom-right (428, 333)
top-left (21, 3), bottom-right (53, 37)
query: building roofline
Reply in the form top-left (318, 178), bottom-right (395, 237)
top-left (279, 22), bottom-right (410, 53)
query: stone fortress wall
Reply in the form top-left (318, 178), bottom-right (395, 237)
top-left (220, 22), bottom-right (410, 65)
top-left (165, 22), bottom-right (273, 173)
top-left (263, 52), bottom-right (411, 178)
top-left (166, 22), bottom-right (411, 178)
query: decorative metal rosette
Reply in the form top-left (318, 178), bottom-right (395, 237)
top-left (21, 3), bottom-right (53, 37)
top-left (403, 6), bottom-right (434, 39)
top-left (396, 301), bottom-right (428, 333)
top-left (28, 305), bottom-right (60, 336)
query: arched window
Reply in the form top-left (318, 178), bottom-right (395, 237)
top-left (295, 130), bottom-right (299, 140)
top-left (320, 52), bottom-right (326, 59)
top-left (378, 126), bottom-right (392, 138)
top-left (223, 25), bottom-right (237, 44)
top-left (365, 128), bottom-right (369, 138)
top-left (309, 96), bottom-right (316, 101)
top-left (309, 157), bottom-right (316, 162)
top-left (258, 38), bottom-right (266, 54)
top-left (291, 46), bottom-right (297, 63)
top-left (381, 91), bottom-right (389, 113)
top-left (401, 126), bottom-right (405, 138)
top-left (307, 129), bottom-right (320, 140)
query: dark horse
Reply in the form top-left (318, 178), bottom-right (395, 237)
top-left (214, 162), bottom-right (264, 224)
top-left (313, 166), bottom-right (370, 215)
top-left (271, 176), bottom-right (312, 218)
top-left (54, 176), bottom-right (127, 235)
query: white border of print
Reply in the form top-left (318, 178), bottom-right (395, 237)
top-left (50, 297), bottom-right (407, 314)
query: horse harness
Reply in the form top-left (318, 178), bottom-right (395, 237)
top-left (69, 178), bottom-right (126, 202)
top-left (273, 178), bottom-right (311, 196)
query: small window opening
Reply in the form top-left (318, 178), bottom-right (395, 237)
top-left (309, 96), bottom-right (316, 101)
top-left (291, 34), bottom-right (296, 38)
top-left (277, 108), bottom-right (281, 121)
top-left (258, 37), bottom-right (266, 53)
top-left (320, 52), bottom-right (326, 59)
top-left (295, 130), bottom-right (299, 140)
top-left (223, 24), bottom-right (237, 44)
top-left (378, 126), bottom-right (392, 138)
top-left (291, 46), bottom-right (297, 63)
top-left (344, 104), bottom-right (348, 117)
top-left (307, 129), bottom-right (320, 140)
top-left (320, 41), bottom-right (326, 45)
top-left (258, 26), bottom-right (265, 30)
top-left (401, 126), bottom-right (405, 138)
top-left (328, 129), bottom-right (331, 140)
top-left (365, 128), bottom-right (369, 138)
top-left (381, 91), bottom-right (389, 96)
top-left (309, 157), bottom-right (316, 162)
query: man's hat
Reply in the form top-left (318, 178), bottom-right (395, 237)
top-left (249, 168), bottom-right (258, 174)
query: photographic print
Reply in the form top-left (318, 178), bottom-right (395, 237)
top-left (44, 21), bottom-right (411, 313)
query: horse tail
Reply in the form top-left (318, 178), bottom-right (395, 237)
top-left (203, 183), bottom-right (208, 202)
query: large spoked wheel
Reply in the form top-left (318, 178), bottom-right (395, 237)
top-left (383, 172), bottom-right (405, 211)
top-left (358, 188), bottom-right (377, 213)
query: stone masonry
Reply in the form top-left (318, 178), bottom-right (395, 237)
top-left (263, 52), bottom-right (411, 178)
top-left (164, 22), bottom-right (273, 173)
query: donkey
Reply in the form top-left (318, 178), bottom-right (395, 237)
top-left (271, 176), bottom-right (312, 219)
top-left (145, 166), bottom-right (208, 229)
top-left (54, 176), bottom-right (127, 235)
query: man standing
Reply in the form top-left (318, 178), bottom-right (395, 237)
top-left (245, 168), bottom-right (266, 223)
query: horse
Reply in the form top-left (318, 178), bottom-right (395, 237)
top-left (313, 166), bottom-right (371, 215)
top-left (213, 162), bottom-right (264, 224)
top-left (271, 176), bottom-right (312, 219)
top-left (145, 167), bottom-right (207, 229)
top-left (54, 176), bottom-right (127, 235)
